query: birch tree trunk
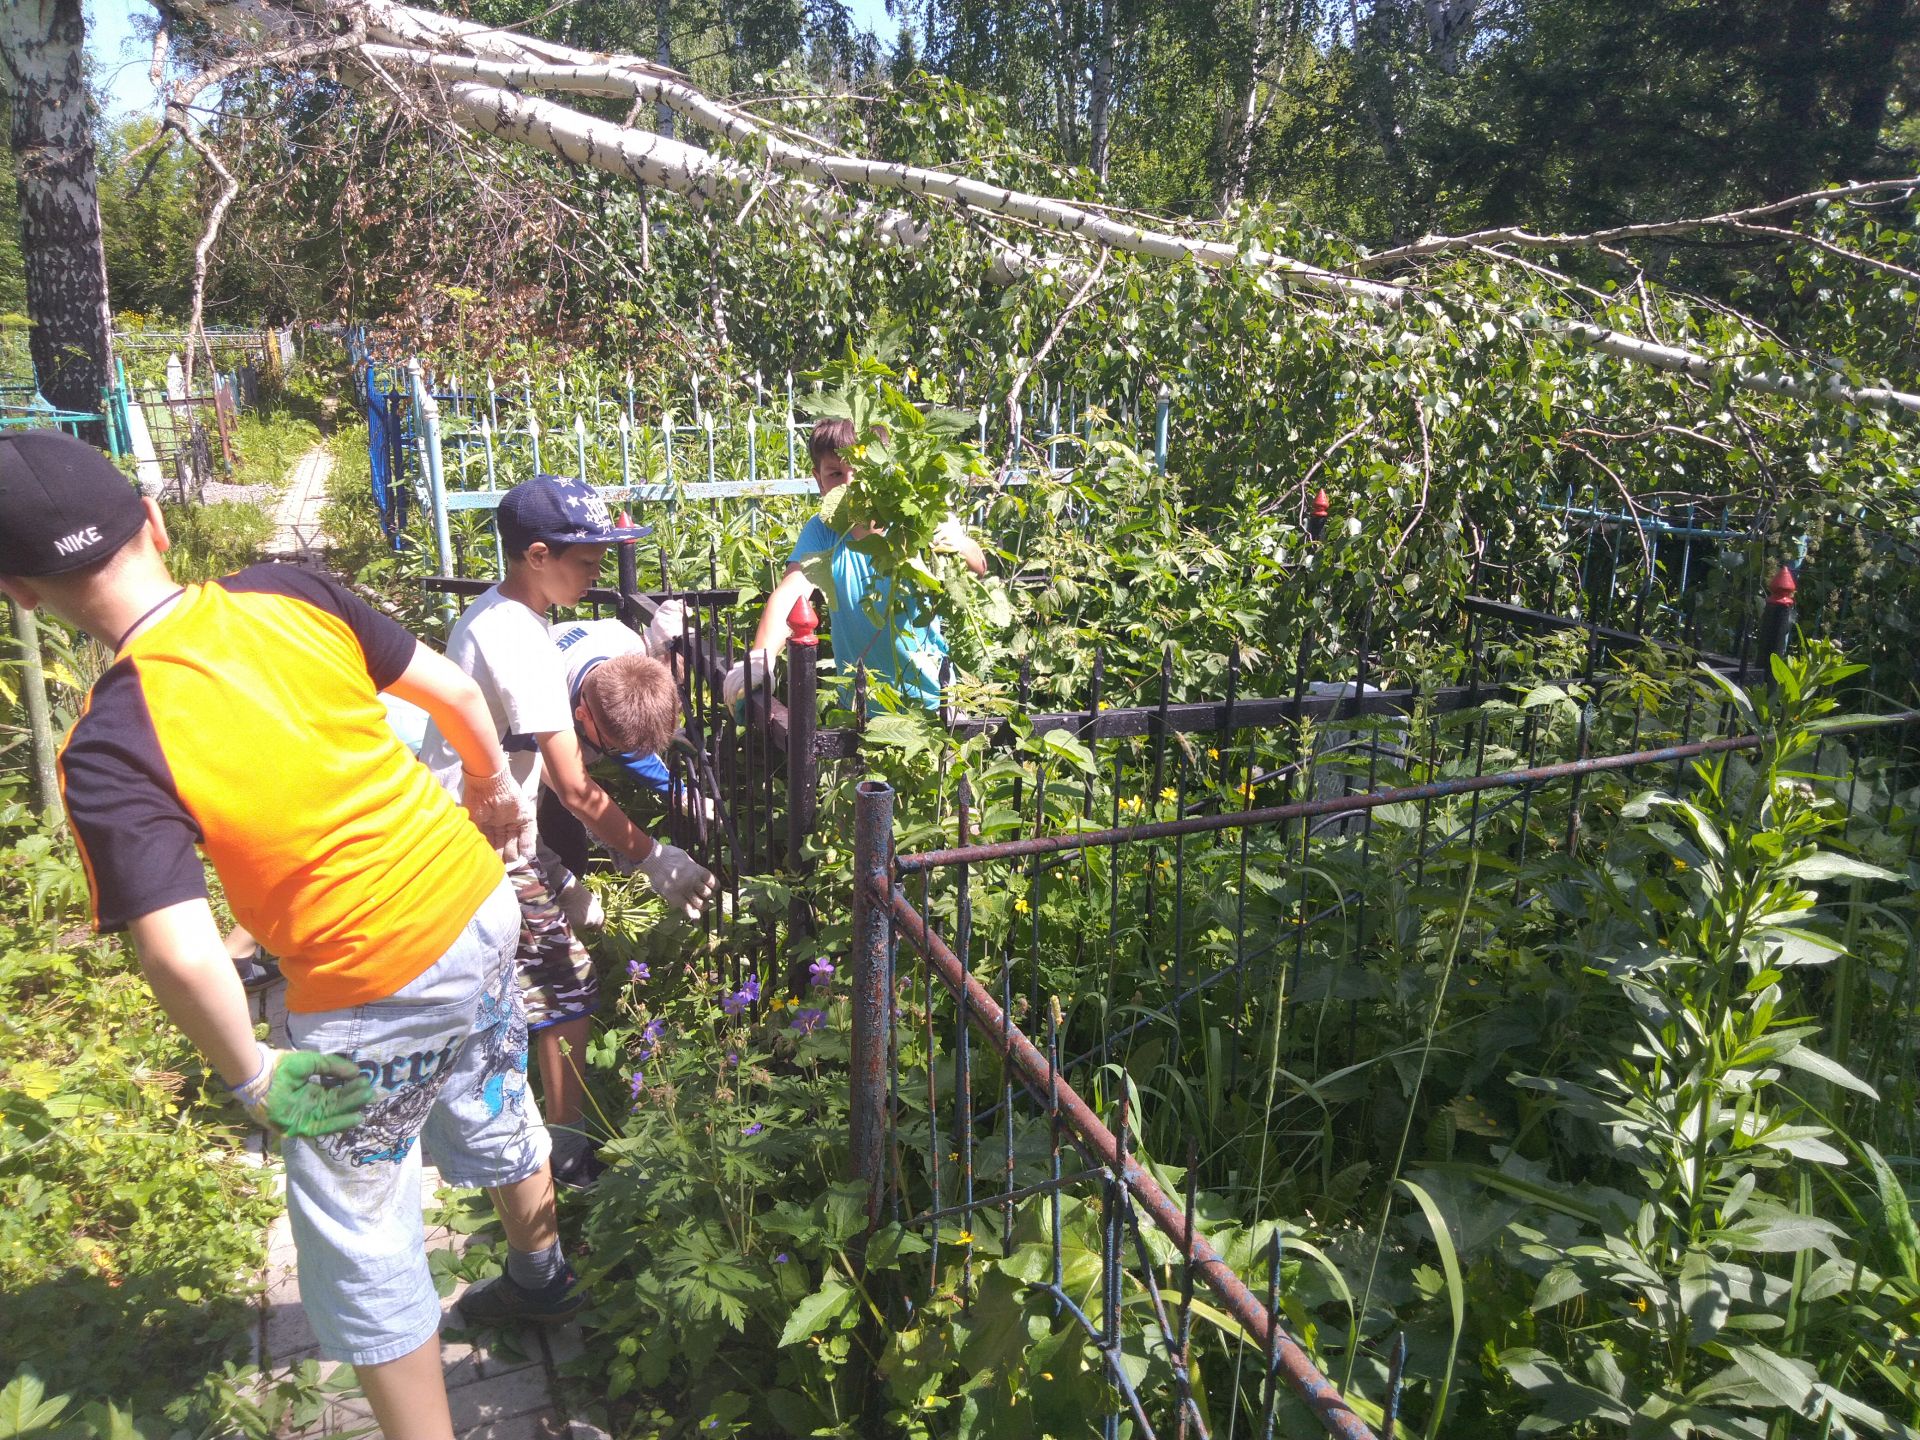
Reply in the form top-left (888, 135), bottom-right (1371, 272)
top-left (1088, 0), bottom-right (1117, 184)
top-left (1217, 0), bottom-right (1276, 212)
top-left (0, 0), bottom-right (111, 441)
top-left (8, 602), bottom-right (60, 822)
top-left (654, 0), bottom-right (674, 138)
top-left (1422, 0), bottom-right (1478, 75)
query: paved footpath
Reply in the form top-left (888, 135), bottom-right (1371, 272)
top-left (263, 445), bottom-right (336, 562)
top-left (239, 776), bottom-right (600, 1439)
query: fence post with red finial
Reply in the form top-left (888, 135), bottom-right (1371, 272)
top-left (785, 592), bottom-right (820, 867)
top-left (1308, 488), bottom-right (1330, 544)
top-left (1756, 564), bottom-right (1797, 677)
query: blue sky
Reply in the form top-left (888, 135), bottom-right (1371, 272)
top-left (89, 0), bottom-right (900, 121)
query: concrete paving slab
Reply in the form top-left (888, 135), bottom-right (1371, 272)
top-left (446, 1363), bottom-right (555, 1431)
top-left (264, 446), bottom-right (337, 561)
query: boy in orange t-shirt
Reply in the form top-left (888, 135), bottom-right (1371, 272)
top-left (0, 431), bottom-right (573, 1440)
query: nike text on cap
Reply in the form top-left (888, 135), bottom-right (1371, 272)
top-left (496, 474), bottom-right (652, 553)
top-left (0, 430), bottom-right (148, 578)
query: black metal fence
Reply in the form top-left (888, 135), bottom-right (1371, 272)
top-left (417, 473), bottom-right (1918, 1435)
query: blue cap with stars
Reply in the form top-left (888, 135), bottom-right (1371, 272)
top-left (496, 475), bottom-right (650, 552)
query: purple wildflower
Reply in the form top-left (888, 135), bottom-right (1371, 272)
top-left (643, 1018), bottom-right (665, 1045)
top-left (629, 1071), bottom-right (645, 1099)
top-left (742, 1122), bottom-right (763, 1136)
top-left (720, 973), bottom-right (762, 1016)
top-left (773, 1252), bottom-right (790, 1264)
top-left (790, 1007), bottom-right (827, 1036)
top-left (628, 959), bottom-right (650, 982)
top-left (807, 956), bottom-right (835, 988)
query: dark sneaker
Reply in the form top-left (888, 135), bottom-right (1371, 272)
top-left (234, 948), bottom-right (282, 992)
top-left (550, 1145), bottom-right (606, 1193)
top-left (458, 1267), bottom-right (586, 1328)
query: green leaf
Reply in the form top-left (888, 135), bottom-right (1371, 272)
top-left (1530, 1263), bottom-right (1587, 1313)
top-left (1769, 1042), bottom-right (1879, 1099)
top-left (1400, 1179), bottom-right (1464, 1440)
top-left (0, 1371), bottom-right (71, 1439)
top-left (1865, 1144), bottom-right (1920, 1284)
top-left (1678, 1252), bottom-right (1732, 1344)
top-left (777, 1278), bottom-right (856, 1348)
top-left (1718, 1212), bottom-right (1845, 1256)
top-left (1780, 853), bottom-right (1902, 885)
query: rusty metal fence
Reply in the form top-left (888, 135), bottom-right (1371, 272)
top-left (411, 437), bottom-right (1919, 1434)
top-left (841, 690), bottom-right (1918, 1437)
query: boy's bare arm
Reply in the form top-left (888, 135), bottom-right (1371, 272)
top-left (384, 641), bottom-right (511, 777)
top-left (127, 900), bottom-right (264, 1088)
top-left (749, 564), bottom-right (815, 659)
top-left (537, 727), bottom-right (652, 864)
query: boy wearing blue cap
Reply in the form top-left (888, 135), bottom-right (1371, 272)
top-left (418, 475), bottom-right (715, 1193)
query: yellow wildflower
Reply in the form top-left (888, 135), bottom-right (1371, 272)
top-left (1207, 748), bottom-right (1220, 761)
top-left (956, 1230), bottom-right (974, 1245)
top-left (1014, 896), bottom-right (1031, 914)
top-left (1160, 787), bottom-right (1178, 804)
top-left (1673, 858), bottom-right (1689, 872)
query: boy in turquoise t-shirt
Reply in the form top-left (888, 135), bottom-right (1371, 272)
top-left (726, 418), bottom-right (986, 711)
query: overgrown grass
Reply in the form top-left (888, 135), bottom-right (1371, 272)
top-left (0, 789), bottom-right (279, 1432)
top-left (228, 400), bottom-right (321, 492)
top-left (160, 498), bottom-right (274, 582)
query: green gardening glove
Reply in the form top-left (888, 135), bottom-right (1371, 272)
top-left (229, 1043), bottom-right (375, 1138)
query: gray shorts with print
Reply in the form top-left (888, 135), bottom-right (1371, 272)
top-left (281, 878), bottom-right (551, 1367)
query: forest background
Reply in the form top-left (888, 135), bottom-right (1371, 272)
top-left (30, 0), bottom-right (1920, 346)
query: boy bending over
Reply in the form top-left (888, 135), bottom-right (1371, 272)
top-left (418, 476), bottom-right (715, 1190)
top-left (540, 613), bottom-right (688, 931)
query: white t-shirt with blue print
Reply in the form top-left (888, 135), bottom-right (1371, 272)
top-left (788, 514), bottom-right (948, 710)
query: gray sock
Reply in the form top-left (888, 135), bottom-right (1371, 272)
top-left (506, 1240), bottom-right (567, 1292)
top-left (549, 1128), bottom-right (587, 1164)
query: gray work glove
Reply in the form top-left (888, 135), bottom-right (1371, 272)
top-left (462, 765), bottom-right (536, 863)
top-left (628, 842), bottom-right (718, 921)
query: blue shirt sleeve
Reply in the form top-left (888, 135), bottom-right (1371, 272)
top-left (786, 515), bottom-right (838, 568)
top-left (611, 749), bottom-right (672, 795)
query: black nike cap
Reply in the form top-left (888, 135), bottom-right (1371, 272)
top-left (0, 430), bottom-right (147, 578)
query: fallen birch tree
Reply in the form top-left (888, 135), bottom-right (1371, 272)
top-left (151, 0), bottom-right (1920, 416)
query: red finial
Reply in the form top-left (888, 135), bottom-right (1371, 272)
top-left (1767, 565), bottom-right (1797, 605)
top-left (787, 592), bottom-right (820, 646)
top-left (617, 509), bottom-right (633, 529)
top-left (1312, 489), bottom-right (1330, 518)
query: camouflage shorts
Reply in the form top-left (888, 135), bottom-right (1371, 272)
top-left (507, 852), bottom-right (597, 1031)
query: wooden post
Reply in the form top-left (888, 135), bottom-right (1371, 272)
top-left (9, 601), bottom-right (60, 821)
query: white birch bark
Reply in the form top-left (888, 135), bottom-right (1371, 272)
top-left (1421, 0), bottom-right (1477, 75)
top-left (158, 0), bottom-right (1920, 416)
top-left (1217, 0), bottom-right (1275, 213)
top-left (1088, 0), bottom-right (1117, 184)
top-left (0, 0), bottom-right (113, 431)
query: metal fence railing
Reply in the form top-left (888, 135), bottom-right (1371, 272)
top-left (376, 348), bottom-right (1920, 1434)
top-left (844, 697), bottom-right (1918, 1438)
